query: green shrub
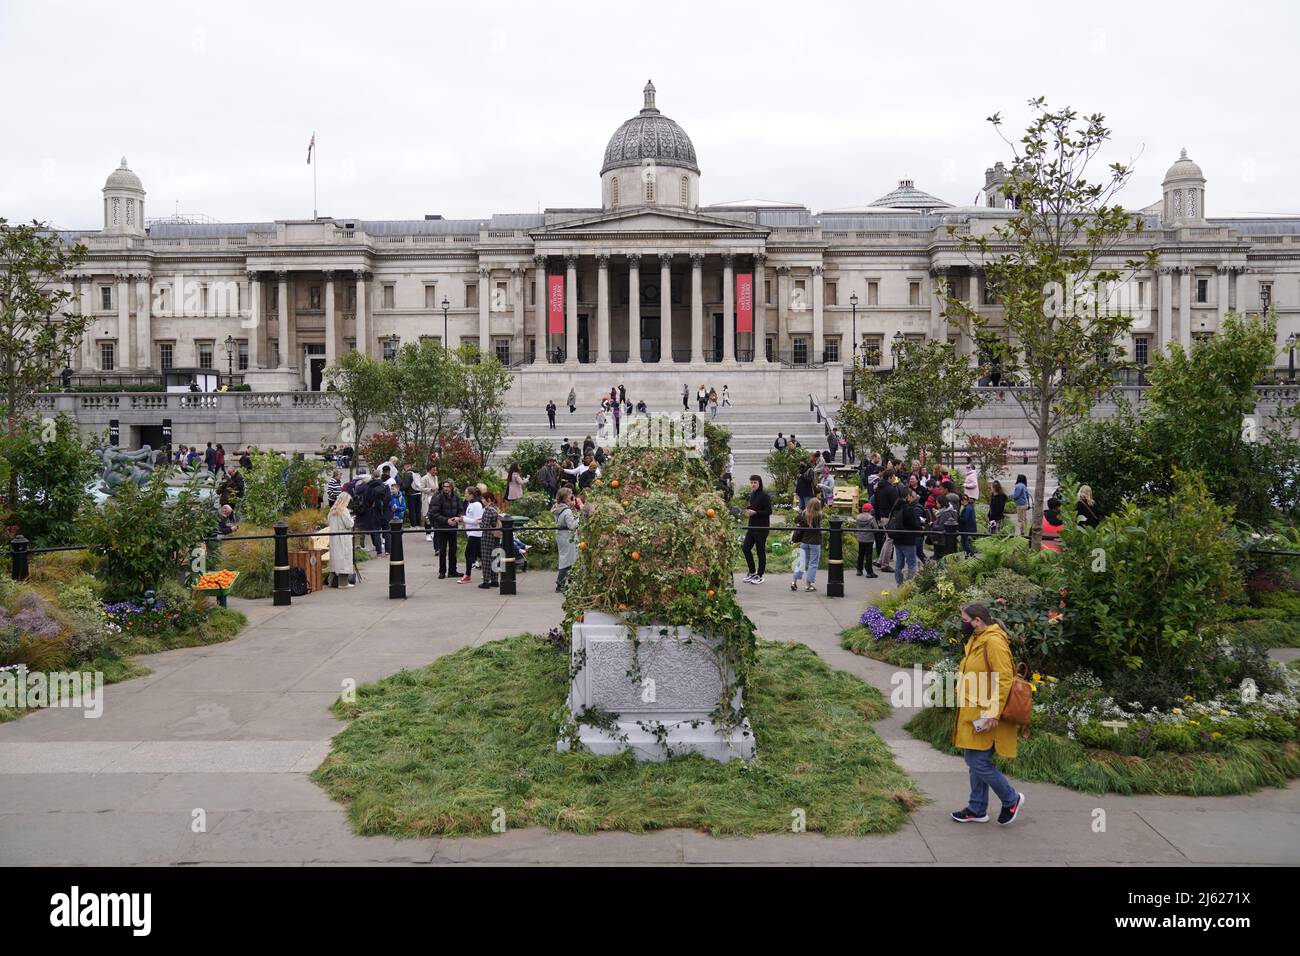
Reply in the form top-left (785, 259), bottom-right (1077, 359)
top-left (0, 413), bottom-right (99, 546)
top-left (764, 446), bottom-right (802, 500)
top-left (510, 440), bottom-right (558, 493)
top-left (220, 526), bottom-right (275, 599)
top-left (56, 577), bottom-right (111, 663)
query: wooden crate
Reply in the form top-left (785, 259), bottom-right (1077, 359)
top-left (288, 548), bottom-right (324, 593)
top-left (832, 484), bottom-right (860, 512)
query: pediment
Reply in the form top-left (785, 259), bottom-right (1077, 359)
top-left (535, 206), bottom-right (767, 237)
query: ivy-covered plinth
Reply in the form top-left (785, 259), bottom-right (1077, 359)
top-left (558, 612), bottom-right (755, 763)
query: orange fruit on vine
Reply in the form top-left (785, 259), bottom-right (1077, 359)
top-left (631, 551), bottom-right (640, 561)
top-left (622, 499), bottom-right (630, 507)
top-left (578, 541), bottom-right (587, 551)
top-left (618, 603), bottom-right (627, 611)
top-left (707, 589), bottom-right (715, 599)
top-left (706, 508), bottom-right (716, 518)
top-left (611, 479), bottom-right (620, 488)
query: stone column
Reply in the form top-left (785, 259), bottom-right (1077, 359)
top-left (354, 271), bottom-right (368, 359)
top-left (690, 254), bottom-right (704, 363)
top-left (533, 255), bottom-right (546, 363)
top-left (135, 274), bottom-right (151, 369)
top-left (565, 255), bottom-right (578, 364)
top-left (1178, 267), bottom-right (1192, 351)
top-left (660, 253), bottom-right (673, 363)
top-left (324, 271), bottom-right (337, 370)
top-left (929, 268), bottom-right (946, 341)
top-left (478, 267), bottom-right (490, 354)
top-left (812, 265), bottom-right (825, 362)
top-left (777, 267), bottom-right (790, 359)
top-left (277, 272), bottom-right (290, 368)
top-left (79, 276), bottom-right (94, 369)
top-left (116, 274), bottom-right (131, 369)
top-left (721, 254), bottom-right (735, 364)
top-left (596, 255), bottom-right (611, 364)
top-left (245, 272), bottom-right (262, 369)
top-left (1158, 267), bottom-right (1173, 354)
top-left (512, 267), bottom-right (525, 363)
top-left (627, 253), bottom-right (642, 364)
top-left (753, 253), bottom-right (767, 363)
top-left (1216, 266), bottom-right (1230, 325)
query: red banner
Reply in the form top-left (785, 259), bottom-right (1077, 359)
top-left (547, 274), bottom-right (565, 335)
top-left (736, 273), bottom-right (753, 333)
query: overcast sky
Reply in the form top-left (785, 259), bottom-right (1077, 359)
top-left (4, 0), bottom-right (1298, 229)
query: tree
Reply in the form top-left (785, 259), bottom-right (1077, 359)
top-left (1050, 399), bottom-right (1164, 516)
top-left (964, 433), bottom-right (1012, 488)
top-left (842, 340), bottom-right (982, 466)
top-left (943, 99), bottom-right (1157, 545)
top-left (0, 413), bottom-right (99, 546)
top-left (324, 351), bottom-right (387, 478)
top-left (456, 345), bottom-right (513, 467)
top-left (379, 340), bottom-right (464, 465)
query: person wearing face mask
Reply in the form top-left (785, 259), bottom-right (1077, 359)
top-left (950, 603), bottom-right (1025, 826)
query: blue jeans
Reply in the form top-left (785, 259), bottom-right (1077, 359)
top-left (794, 543), bottom-right (821, 583)
top-left (964, 747), bottom-right (1018, 815)
top-left (893, 544), bottom-right (917, 584)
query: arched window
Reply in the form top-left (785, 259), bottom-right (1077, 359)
top-left (611, 177), bottom-right (619, 208)
top-left (645, 175), bottom-right (655, 203)
top-left (680, 175), bottom-right (689, 205)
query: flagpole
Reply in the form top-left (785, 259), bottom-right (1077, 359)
top-left (313, 135), bottom-right (318, 219)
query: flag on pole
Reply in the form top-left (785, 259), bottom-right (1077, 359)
top-left (307, 133), bottom-right (315, 165)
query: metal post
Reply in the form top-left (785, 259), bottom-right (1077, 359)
top-left (944, 526), bottom-right (957, 561)
top-left (388, 518), bottom-right (406, 599)
top-left (500, 515), bottom-right (516, 595)
top-left (827, 515), bottom-right (844, 597)
top-left (10, 534), bottom-right (29, 582)
top-left (272, 522), bottom-right (291, 606)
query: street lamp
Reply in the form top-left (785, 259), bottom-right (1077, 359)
top-left (891, 330), bottom-right (904, 369)
top-left (441, 296), bottom-right (450, 350)
top-left (849, 292), bottom-right (859, 367)
top-left (1287, 331), bottom-right (1296, 384)
top-left (385, 333), bottom-right (401, 361)
top-left (224, 334), bottom-right (235, 378)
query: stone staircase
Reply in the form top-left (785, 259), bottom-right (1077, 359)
top-left (493, 403), bottom-right (828, 479)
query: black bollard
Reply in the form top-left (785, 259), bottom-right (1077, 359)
top-left (827, 515), bottom-right (844, 598)
top-left (10, 534), bottom-right (29, 582)
top-left (500, 515), bottom-right (516, 596)
top-left (388, 518), bottom-right (406, 599)
top-left (944, 527), bottom-right (957, 561)
top-left (272, 522), bottom-right (291, 606)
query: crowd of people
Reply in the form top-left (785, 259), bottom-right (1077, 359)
top-left (682, 383), bottom-right (730, 418)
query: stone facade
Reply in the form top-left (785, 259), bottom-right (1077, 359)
top-left (46, 82), bottom-right (1300, 407)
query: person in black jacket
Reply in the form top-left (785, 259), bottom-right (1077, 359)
top-left (742, 475), bottom-right (773, 584)
top-left (795, 461), bottom-right (815, 509)
top-left (890, 488), bottom-right (925, 585)
top-left (546, 400), bottom-right (557, 429)
top-left (426, 479), bottom-right (464, 578)
top-left (356, 476), bottom-right (388, 554)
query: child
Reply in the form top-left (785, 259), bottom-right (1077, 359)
top-left (854, 503), bottom-right (878, 577)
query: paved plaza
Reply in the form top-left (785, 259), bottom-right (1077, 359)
top-left (0, 547), bottom-right (1296, 866)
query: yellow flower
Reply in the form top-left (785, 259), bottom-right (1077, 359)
top-left (1045, 676), bottom-right (1057, 683)
top-left (881, 591), bottom-right (889, 596)
top-left (1183, 695), bottom-right (1194, 702)
top-left (947, 637), bottom-right (958, 645)
top-left (1032, 672), bottom-right (1042, 682)
top-left (1189, 720), bottom-right (1199, 726)
top-left (1219, 709), bottom-right (1230, 716)
top-left (1171, 708), bottom-right (1182, 715)
top-left (1211, 732), bottom-right (1222, 738)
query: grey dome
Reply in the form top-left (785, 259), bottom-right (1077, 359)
top-left (869, 179), bottom-right (951, 213)
top-left (104, 157), bottom-right (143, 192)
top-left (1162, 147), bottom-right (1204, 184)
top-left (601, 80), bottom-right (699, 175)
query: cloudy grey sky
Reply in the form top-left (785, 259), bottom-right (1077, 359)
top-left (4, 0), bottom-right (1298, 229)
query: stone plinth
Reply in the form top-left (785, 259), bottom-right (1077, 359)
top-left (557, 611), bottom-right (755, 762)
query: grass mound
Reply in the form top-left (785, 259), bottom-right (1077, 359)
top-left (905, 705), bottom-right (1300, 796)
top-left (313, 635), bottom-right (921, 836)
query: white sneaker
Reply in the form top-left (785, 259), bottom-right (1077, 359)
top-left (425, 533), bottom-right (433, 542)
top-left (742, 572), bottom-right (755, 582)
top-left (750, 575), bottom-right (763, 585)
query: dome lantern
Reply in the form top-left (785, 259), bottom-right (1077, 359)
top-left (102, 156), bottom-right (146, 235)
top-left (1162, 147), bottom-right (1206, 224)
top-left (600, 80), bottom-right (700, 210)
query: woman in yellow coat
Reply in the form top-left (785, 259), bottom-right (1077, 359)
top-left (950, 602), bottom-right (1026, 825)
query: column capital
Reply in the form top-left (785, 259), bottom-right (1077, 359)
top-left (1157, 266), bottom-right (1174, 276)
top-left (928, 266), bottom-right (947, 278)
top-left (596, 254), bottom-right (610, 268)
top-left (690, 253), bottom-right (704, 268)
top-left (246, 270), bottom-right (261, 283)
top-left (754, 252), bottom-right (767, 267)
top-left (533, 254), bottom-right (546, 268)
top-left (659, 252), bottom-right (673, 268)
top-left (722, 253), bottom-right (734, 268)
top-left (511, 266), bottom-right (523, 277)
top-left (277, 270), bottom-right (290, 281)
top-left (1215, 264), bottom-right (1230, 274)
top-left (565, 254), bottom-right (578, 269)
top-left (812, 265), bottom-right (824, 277)
top-left (626, 252), bottom-right (641, 267)
top-left (353, 269), bottom-right (372, 281)
top-left (322, 269), bottom-right (335, 280)
top-left (776, 266), bottom-right (790, 276)
top-left (479, 267), bottom-right (491, 279)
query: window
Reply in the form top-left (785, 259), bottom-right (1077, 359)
top-left (345, 286), bottom-right (355, 310)
top-left (237, 340), bottom-right (248, 371)
top-left (908, 281), bottom-right (921, 306)
top-left (197, 341), bottom-right (214, 369)
top-left (1137, 280), bottom-right (1147, 310)
top-left (495, 281), bottom-right (508, 309)
top-left (1133, 335), bottom-right (1151, 366)
top-left (982, 282), bottom-right (997, 306)
top-left (867, 281), bottom-right (879, 306)
top-left (100, 342), bottom-right (115, 371)
top-left (645, 176), bottom-right (654, 203)
top-left (270, 341), bottom-right (280, 368)
top-left (680, 176), bottom-right (688, 205)
top-left (1193, 331), bottom-right (1214, 344)
top-left (419, 334), bottom-right (440, 346)
top-left (310, 285), bottom-right (321, 310)
top-left (345, 338), bottom-right (356, 353)
top-left (765, 335), bottom-right (776, 363)
top-left (158, 343), bottom-right (174, 369)
top-left (425, 285), bottom-right (437, 309)
top-left (824, 337), bottom-right (840, 363)
top-left (764, 280), bottom-right (772, 305)
top-left (1196, 278), bottom-right (1209, 304)
top-left (862, 335), bottom-right (882, 367)
top-left (100, 286), bottom-right (112, 310)
top-left (383, 285), bottom-right (395, 309)
top-left (792, 336), bottom-right (808, 365)
top-left (494, 337), bottom-right (511, 364)
top-left (466, 283), bottom-right (477, 308)
top-left (611, 177), bottom-right (620, 208)
top-left (825, 281), bottom-right (837, 306)
top-left (270, 286), bottom-right (278, 311)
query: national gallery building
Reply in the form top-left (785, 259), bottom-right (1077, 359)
top-left (48, 80), bottom-right (1300, 404)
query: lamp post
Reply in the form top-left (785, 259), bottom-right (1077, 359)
top-left (224, 334), bottom-right (235, 378)
top-left (385, 333), bottom-right (400, 362)
top-left (848, 292), bottom-right (859, 402)
top-left (891, 330), bottom-right (904, 370)
top-left (1287, 331), bottom-right (1296, 384)
top-left (61, 348), bottom-right (73, 392)
top-left (441, 297), bottom-right (450, 351)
